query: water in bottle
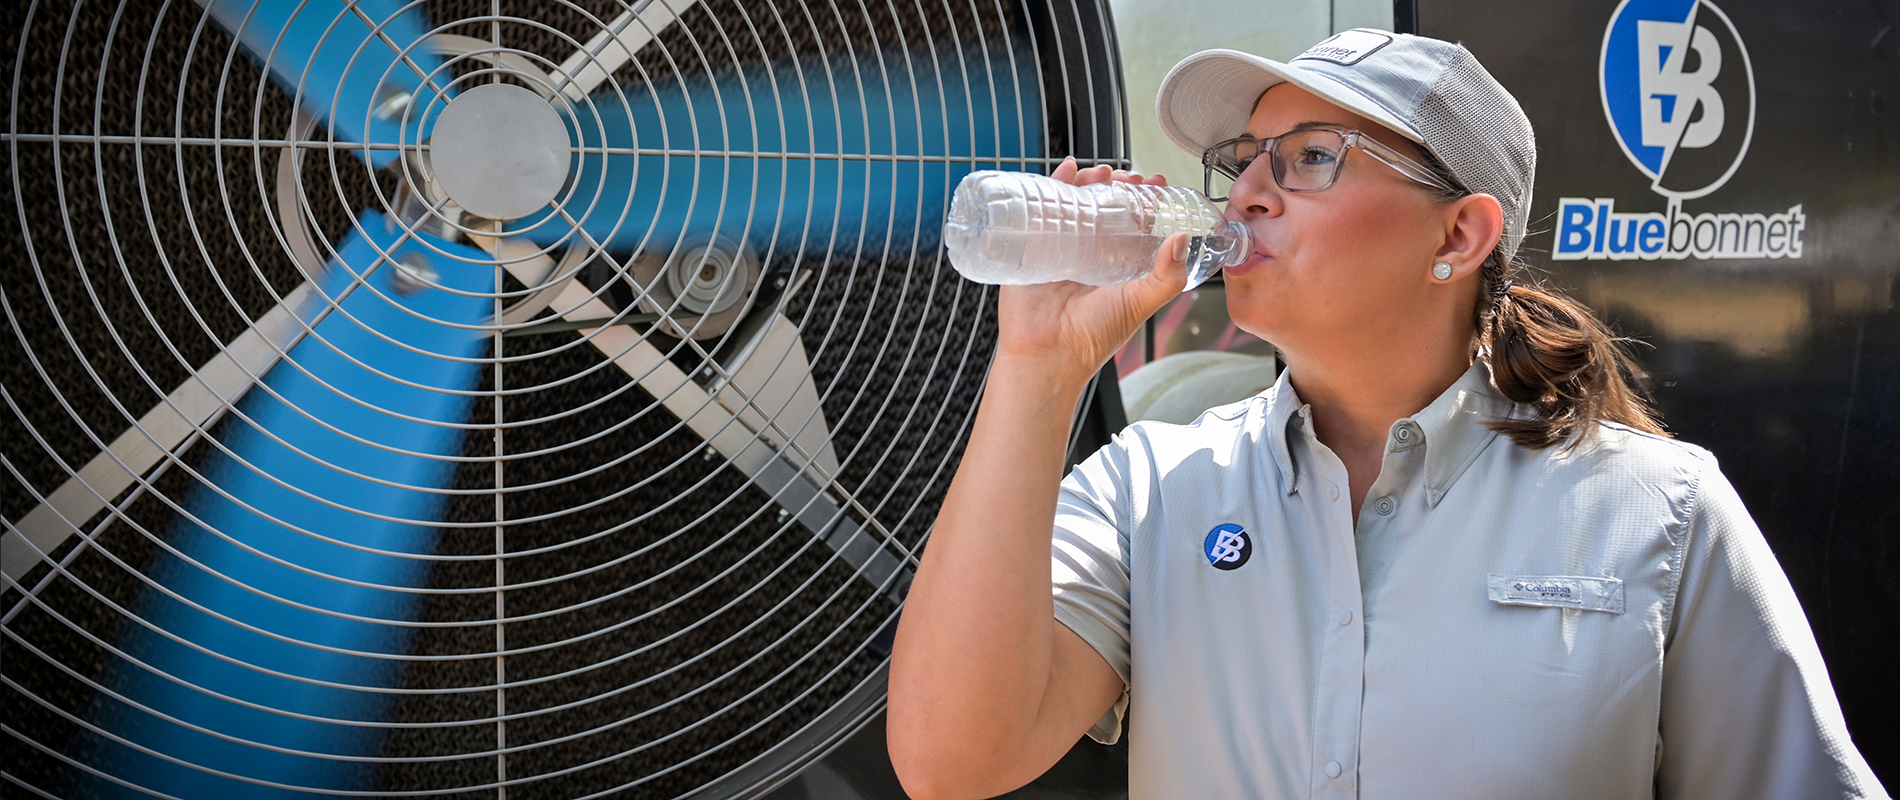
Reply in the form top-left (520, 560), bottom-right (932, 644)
top-left (941, 170), bottom-right (1252, 287)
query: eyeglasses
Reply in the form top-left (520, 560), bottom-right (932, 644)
top-left (1201, 126), bottom-right (1461, 202)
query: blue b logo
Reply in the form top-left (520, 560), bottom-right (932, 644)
top-left (1203, 523), bottom-right (1251, 571)
top-left (1600, 0), bottom-right (1755, 199)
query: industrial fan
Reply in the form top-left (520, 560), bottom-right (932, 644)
top-left (0, 0), bottom-right (1127, 796)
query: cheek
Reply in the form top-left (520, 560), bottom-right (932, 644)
top-left (1226, 195), bottom-right (1438, 335)
top-left (1300, 194), bottom-right (1443, 303)
top-left (1308, 195), bottom-right (1434, 267)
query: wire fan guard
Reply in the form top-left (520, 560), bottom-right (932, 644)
top-left (0, 0), bottom-right (1127, 796)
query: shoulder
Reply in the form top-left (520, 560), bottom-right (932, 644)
top-left (1496, 420), bottom-right (1731, 538)
top-left (1122, 388), bottom-right (1279, 441)
top-left (1546, 419), bottom-right (1720, 487)
top-left (1116, 394), bottom-right (1269, 459)
top-left (1070, 392), bottom-right (1277, 498)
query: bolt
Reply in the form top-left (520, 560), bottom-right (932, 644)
top-left (373, 83), bottom-right (414, 122)
top-left (391, 253), bottom-right (437, 295)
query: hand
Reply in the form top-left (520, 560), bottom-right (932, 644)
top-left (993, 157), bottom-right (1189, 388)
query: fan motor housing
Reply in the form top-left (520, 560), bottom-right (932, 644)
top-left (630, 234), bottom-right (759, 341)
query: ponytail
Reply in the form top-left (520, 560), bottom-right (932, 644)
top-left (1476, 255), bottom-right (1667, 450)
top-left (1409, 144), bottom-right (1665, 450)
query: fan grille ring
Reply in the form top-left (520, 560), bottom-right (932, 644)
top-left (2, 0), bottom-right (1127, 796)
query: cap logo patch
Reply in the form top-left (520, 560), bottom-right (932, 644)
top-left (1202, 523), bottom-right (1252, 570)
top-left (1293, 30), bottom-right (1393, 66)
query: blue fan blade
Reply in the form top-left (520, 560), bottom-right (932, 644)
top-left (513, 48), bottom-right (1041, 255)
top-left (89, 212), bottom-right (492, 797)
top-left (202, 0), bottom-right (444, 168)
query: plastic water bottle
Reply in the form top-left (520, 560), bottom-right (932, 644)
top-left (942, 170), bottom-right (1252, 287)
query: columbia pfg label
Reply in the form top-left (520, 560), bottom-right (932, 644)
top-left (1488, 574), bottom-right (1627, 614)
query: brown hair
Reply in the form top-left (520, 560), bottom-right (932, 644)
top-left (1416, 150), bottom-right (1668, 450)
top-left (1474, 251), bottom-right (1667, 449)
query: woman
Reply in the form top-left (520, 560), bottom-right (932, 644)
top-left (888, 30), bottom-right (1885, 800)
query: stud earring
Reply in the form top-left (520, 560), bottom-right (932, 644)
top-left (1431, 261), bottom-right (1453, 280)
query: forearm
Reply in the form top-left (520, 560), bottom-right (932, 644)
top-left (889, 162), bottom-right (1184, 798)
top-left (887, 353), bottom-right (1097, 798)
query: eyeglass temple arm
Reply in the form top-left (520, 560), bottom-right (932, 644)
top-left (1351, 133), bottom-right (1462, 193)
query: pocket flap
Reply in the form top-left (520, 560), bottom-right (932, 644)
top-left (1488, 574), bottom-right (1624, 614)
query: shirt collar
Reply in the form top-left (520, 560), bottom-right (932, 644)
top-left (1410, 362), bottom-right (1514, 507)
top-left (1264, 361), bottom-right (1516, 505)
top-left (1261, 368), bottom-right (1305, 497)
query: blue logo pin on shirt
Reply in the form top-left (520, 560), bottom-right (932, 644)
top-left (1203, 523), bottom-right (1251, 571)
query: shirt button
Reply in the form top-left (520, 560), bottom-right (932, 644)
top-left (1327, 483), bottom-right (1341, 501)
top-left (1337, 609), bottom-right (1353, 626)
top-left (1375, 496), bottom-right (1395, 515)
top-left (1326, 760), bottom-right (1343, 778)
top-left (1394, 425), bottom-right (1412, 442)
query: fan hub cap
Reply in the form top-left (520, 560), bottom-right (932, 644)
top-left (429, 83), bottom-right (570, 220)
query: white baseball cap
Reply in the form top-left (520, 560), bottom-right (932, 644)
top-left (1156, 29), bottom-right (1536, 262)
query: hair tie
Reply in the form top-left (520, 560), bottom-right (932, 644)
top-left (1493, 278), bottom-right (1514, 298)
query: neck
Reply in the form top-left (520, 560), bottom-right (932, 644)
top-left (1292, 349), bottom-right (1466, 446)
top-left (1279, 287), bottom-right (1478, 447)
top-left (1280, 330), bottom-right (1474, 521)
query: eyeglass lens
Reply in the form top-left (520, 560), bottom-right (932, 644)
top-left (1204, 129), bottom-right (1349, 201)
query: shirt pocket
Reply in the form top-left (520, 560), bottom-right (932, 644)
top-left (1487, 574), bottom-right (1625, 614)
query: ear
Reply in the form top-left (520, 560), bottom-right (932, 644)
top-left (1435, 193), bottom-right (1504, 280)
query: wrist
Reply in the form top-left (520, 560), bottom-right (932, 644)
top-left (989, 349), bottom-right (1102, 401)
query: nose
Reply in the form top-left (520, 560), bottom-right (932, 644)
top-left (1222, 157), bottom-right (1282, 220)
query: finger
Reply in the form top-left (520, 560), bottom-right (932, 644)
top-left (1144, 172), bottom-right (1170, 187)
top-left (1155, 232), bottom-right (1191, 285)
top-left (1075, 164), bottom-right (1114, 185)
top-left (1050, 155), bottom-right (1079, 183)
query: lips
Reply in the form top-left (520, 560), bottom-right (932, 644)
top-left (1222, 247), bottom-right (1271, 278)
top-left (1219, 215), bottom-right (1271, 277)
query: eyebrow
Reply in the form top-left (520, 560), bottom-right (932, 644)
top-left (1242, 120), bottom-right (1342, 138)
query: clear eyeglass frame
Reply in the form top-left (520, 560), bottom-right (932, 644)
top-left (1201, 126), bottom-right (1462, 202)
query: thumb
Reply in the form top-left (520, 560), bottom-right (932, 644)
top-left (1127, 232), bottom-right (1191, 314)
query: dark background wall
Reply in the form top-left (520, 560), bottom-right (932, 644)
top-left (1415, 0), bottom-right (1898, 786)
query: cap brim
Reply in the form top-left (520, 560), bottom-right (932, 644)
top-left (1156, 49), bottom-right (1423, 158)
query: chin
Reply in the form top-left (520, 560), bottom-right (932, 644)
top-left (1222, 291), bottom-right (1280, 343)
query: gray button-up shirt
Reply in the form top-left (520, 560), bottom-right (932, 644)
top-left (1052, 364), bottom-right (1885, 799)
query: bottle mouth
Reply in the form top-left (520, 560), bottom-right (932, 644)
top-left (1183, 220), bottom-right (1253, 288)
top-left (1219, 220), bottom-right (1254, 266)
